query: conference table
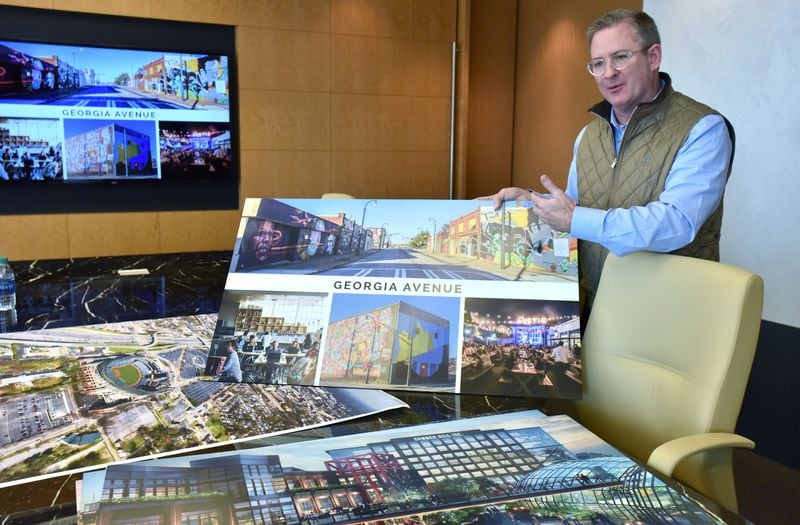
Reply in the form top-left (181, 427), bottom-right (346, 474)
top-left (0, 251), bottom-right (751, 524)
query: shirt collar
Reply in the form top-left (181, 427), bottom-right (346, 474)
top-left (610, 78), bottom-right (666, 131)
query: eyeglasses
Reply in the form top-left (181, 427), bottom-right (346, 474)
top-left (585, 46), bottom-right (650, 77)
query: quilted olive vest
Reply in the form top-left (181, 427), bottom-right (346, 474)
top-left (576, 73), bottom-right (731, 316)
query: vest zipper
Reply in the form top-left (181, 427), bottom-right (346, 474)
top-left (608, 107), bottom-right (638, 203)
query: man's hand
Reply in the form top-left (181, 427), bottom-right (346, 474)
top-left (475, 187), bottom-right (531, 210)
top-left (529, 175), bottom-right (576, 232)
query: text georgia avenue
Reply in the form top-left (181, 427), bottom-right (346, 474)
top-left (333, 280), bottom-right (462, 295)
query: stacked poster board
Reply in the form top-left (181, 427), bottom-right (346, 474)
top-left (77, 410), bottom-right (729, 525)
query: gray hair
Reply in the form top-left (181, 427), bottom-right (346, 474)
top-left (587, 9), bottom-right (661, 48)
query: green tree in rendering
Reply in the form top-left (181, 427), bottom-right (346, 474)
top-left (408, 231), bottom-right (430, 249)
top-left (427, 478), bottom-right (482, 503)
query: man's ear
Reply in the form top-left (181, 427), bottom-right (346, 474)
top-left (648, 43), bottom-right (662, 71)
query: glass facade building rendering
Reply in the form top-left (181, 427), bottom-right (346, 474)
top-left (81, 425), bottom-right (715, 525)
top-left (326, 426), bottom-right (574, 489)
top-left (83, 455), bottom-right (298, 525)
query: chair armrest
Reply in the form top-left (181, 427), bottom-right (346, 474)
top-left (647, 432), bottom-right (755, 476)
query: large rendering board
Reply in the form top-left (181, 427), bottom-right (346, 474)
top-left (77, 410), bottom-right (728, 525)
top-left (0, 314), bottom-right (406, 488)
top-left (203, 198), bottom-right (581, 398)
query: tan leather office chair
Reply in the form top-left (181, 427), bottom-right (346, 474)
top-left (321, 193), bottom-right (355, 199)
top-left (573, 251), bottom-right (763, 513)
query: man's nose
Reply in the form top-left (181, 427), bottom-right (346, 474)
top-left (602, 61), bottom-right (618, 78)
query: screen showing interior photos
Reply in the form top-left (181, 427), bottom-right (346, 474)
top-left (0, 6), bottom-right (238, 214)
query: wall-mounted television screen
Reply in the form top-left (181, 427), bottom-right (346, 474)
top-left (0, 6), bottom-right (239, 214)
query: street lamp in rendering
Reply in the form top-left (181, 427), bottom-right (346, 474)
top-left (429, 217), bottom-right (437, 253)
top-left (381, 222), bottom-right (389, 248)
top-left (364, 313), bottom-right (414, 386)
top-left (356, 199), bottom-right (377, 255)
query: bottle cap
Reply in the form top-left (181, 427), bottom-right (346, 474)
top-left (0, 257), bottom-right (7, 264)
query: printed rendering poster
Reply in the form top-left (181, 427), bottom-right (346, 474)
top-left (203, 198), bottom-right (582, 398)
top-left (77, 410), bottom-right (727, 525)
top-left (0, 314), bottom-right (406, 488)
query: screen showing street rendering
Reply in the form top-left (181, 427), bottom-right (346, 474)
top-left (0, 38), bottom-right (231, 184)
top-left (203, 198), bottom-right (582, 398)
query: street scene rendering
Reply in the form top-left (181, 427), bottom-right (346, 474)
top-left (0, 315), bottom-right (404, 487)
top-left (230, 198), bottom-right (578, 282)
top-left (0, 39), bottom-right (229, 110)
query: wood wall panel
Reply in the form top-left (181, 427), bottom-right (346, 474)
top-left (331, 0), bottom-right (415, 38)
top-left (54, 0), bottom-right (150, 16)
top-left (237, 0), bottom-right (331, 32)
top-left (0, 215), bottom-right (70, 261)
top-left (411, 0), bottom-right (457, 41)
top-left (462, 0), bottom-right (517, 199)
top-left (331, 151), bottom-right (416, 198)
top-left (332, 34), bottom-right (420, 95)
top-left (512, 0), bottom-right (641, 191)
top-left (3, 0), bottom-right (50, 8)
top-left (411, 97), bottom-right (452, 151)
top-left (158, 210), bottom-right (240, 253)
top-left (331, 94), bottom-right (414, 150)
top-left (331, 0), bottom-right (456, 41)
top-left (409, 40), bottom-right (454, 98)
top-left (329, 94), bottom-right (448, 152)
top-left (409, 151), bottom-right (452, 197)
top-left (141, 0), bottom-right (237, 25)
top-left (238, 27), bottom-right (331, 92)
top-left (241, 150), bottom-right (331, 198)
top-left (239, 90), bottom-right (331, 151)
top-left (330, 151), bottom-right (450, 198)
top-left (66, 213), bottom-right (160, 258)
top-left (331, 37), bottom-right (451, 97)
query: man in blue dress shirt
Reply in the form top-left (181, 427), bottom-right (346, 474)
top-left (219, 340), bottom-right (242, 383)
top-left (484, 9), bottom-right (733, 317)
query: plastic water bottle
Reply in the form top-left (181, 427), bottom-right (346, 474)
top-left (0, 257), bottom-right (17, 332)
top-left (0, 257), bottom-right (15, 309)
